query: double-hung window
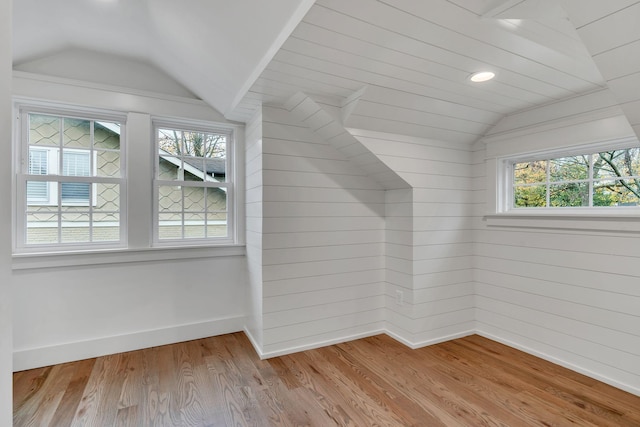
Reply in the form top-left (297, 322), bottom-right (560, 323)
top-left (15, 107), bottom-right (125, 251)
top-left (154, 121), bottom-right (234, 244)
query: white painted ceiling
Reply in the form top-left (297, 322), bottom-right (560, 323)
top-left (12, 0), bottom-right (640, 144)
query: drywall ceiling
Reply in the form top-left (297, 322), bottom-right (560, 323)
top-left (13, 0), bottom-right (640, 144)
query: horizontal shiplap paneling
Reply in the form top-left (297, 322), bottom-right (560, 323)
top-left (260, 105), bottom-right (386, 351)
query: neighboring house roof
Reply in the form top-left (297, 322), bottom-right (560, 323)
top-left (185, 157), bottom-right (226, 176)
top-left (158, 149), bottom-right (226, 187)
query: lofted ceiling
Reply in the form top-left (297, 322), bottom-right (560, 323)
top-left (12, 0), bottom-right (640, 145)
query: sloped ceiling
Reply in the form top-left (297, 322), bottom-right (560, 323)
top-left (13, 0), bottom-right (315, 116)
top-left (560, 0), bottom-right (640, 140)
top-left (13, 0), bottom-right (639, 144)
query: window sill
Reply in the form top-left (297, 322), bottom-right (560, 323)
top-left (484, 212), bottom-right (640, 233)
top-left (12, 244), bottom-right (246, 270)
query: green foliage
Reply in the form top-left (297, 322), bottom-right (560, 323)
top-left (513, 148), bottom-right (640, 208)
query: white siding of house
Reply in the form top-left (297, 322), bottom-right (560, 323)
top-left (353, 129), bottom-right (476, 347)
top-left (477, 98), bottom-right (640, 395)
top-left (245, 108), bottom-right (264, 350)
top-left (0, 0), bottom-right (12, 419)
top-left (260, 105), bottom-right (386, 356)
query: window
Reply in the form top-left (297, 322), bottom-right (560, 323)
top-left (506, 146), bottom-right (640, 210)
top-left (16, 108), bottom-right (125, 250)
top-left (154, 122), bottom-right (233, 244)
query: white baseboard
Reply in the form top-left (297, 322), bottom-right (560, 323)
top-left (386, 329), bottom-right (476, 350)
top-left (258, 328), bottom-right (386, 359)
top-left (476, 329), bottom-right (640, 397)
top-left (13, 315), bottom-right (244, 372)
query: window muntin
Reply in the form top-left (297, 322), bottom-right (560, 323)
top-left (511, 147), bottom-right (640, 209)
top-left (16, 110), bottom-right (125, 250)
top-left (154, 124), bottom-right (232, 244)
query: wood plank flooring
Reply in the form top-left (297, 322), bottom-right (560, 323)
top-left (13, 333), bottom-right (640, 426)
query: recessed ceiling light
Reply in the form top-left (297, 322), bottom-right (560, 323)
top-left (469, 71), bottom-right (495, 83)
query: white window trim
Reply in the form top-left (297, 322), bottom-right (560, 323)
top-left (14, 103), bottom-right (127, 253)
top-left (152, 117), bottom-right (237, 247)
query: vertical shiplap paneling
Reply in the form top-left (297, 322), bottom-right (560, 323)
top-left (244, 108), bottom-right (264, 350)
top-left (353, 129), bottom-right (476, 346)
top-left (260, 106), bottom-right (386, 356)
top-left (478, 102), bottom-right (640, 395)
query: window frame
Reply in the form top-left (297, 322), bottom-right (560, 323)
top-left (152, 118), bottom-right (236, 247)
top-left (14, 103), bottom-right (127, 253)
top-left (497, 138), bottom-right (640, 214)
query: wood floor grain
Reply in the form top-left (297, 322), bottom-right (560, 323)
top-left (13, 333), bottom-right (640, 426)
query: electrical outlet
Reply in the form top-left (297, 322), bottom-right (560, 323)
top-left (395, 290), bottom-right (404, 306)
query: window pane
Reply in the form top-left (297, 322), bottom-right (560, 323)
top-left (514, 160), bottom-right (546, 184)
top-left (183, 131), bottom-right (206, 157)
top-left (594, 179), bottom-right (640, 206)
top-left (26, 180), bottom-right (48, 203)
top-left (184, 187), bottom-right (205, 212)
top-left (550, 156), bottom-right (589, 181)
top-left (158, 155), bottom-right (182, 180)
top-left (514, 185), bottom-right (546, 207)
top-left (95, 183), bottom-right (120, 212)
top-left (26, 212), bottom-right (58, 245)
top-left (207, 213), bottom-right (227, 237)
top-left (158, 128), bottom-right (182, 156)
top-left (63, 118), bottom-right (91, 148)
top-left (184, 213), bottom-right (205, 239)
top-left (61, 212), bottom-right (90, 243)
top-left (97, 150), bottom-right (120, 177)
top-left (158, 185), bottom-right (182, 212)
top-left (183, 157), bottom-right (206, 182)
top-left (62, 150), bottom-right (91, 177)
top-left (550, 183), bottom-right (589, 207)
top-left (29, 114), bottom-right (60, 147)
top-left (94, 122), bottom-right (121, 149)
top-left (205, 133), bottom-right (227, 182)
top-left (29, 149), bottom-right (48, 175)
top-left (594, 148), bottom-right (640, 179)
top-left (61, 182), bottom-right (90, 203)
top-left (158, 213), bottom-right (182, 240)
top-left (206, 188), bottom-right (227, 212)
top-left (93, 213), bottom-right (120, 242)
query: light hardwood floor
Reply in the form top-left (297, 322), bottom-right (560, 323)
top-left (13, 333), bottom-right (640, 426)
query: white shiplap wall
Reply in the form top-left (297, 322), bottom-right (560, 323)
top-left (478, 98), bottom-right (640, 395)
top-left (259, 106), bottom-right (387, 356)
top-left (352, 129), bottom-right (476, 347)
top-left (245, 108), bottom-right (264, 349)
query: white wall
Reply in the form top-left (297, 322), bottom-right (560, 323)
top-left (1, 0), bottom-right (13, 421)
top-left (259, 106), bottom-right (386, 357)
top-left (11, 74), bottom-right (248, 371)
top-left (477, 96), bottom-right (640, 395)
top-left (353, 129), bottom-right (476, 347)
